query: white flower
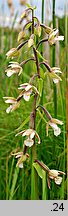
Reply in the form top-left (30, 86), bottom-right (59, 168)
top-left (5, 62), bottom-right (22, 77)
top-left (6, 48), bottom-right (19, 58)
top-left (48, 169), bottom-right (65, 185)
top-left (48, 29), bottom-right (64, 45)
top-left (3, 97), bottom-right (20, 113)
top-left (12, 151), bottom-right (29, 168)
top-left (49, 122), bottom-right (61, 136)
top-left (46, 118), bottom-right (63, 136)
top-left (15, 128), bottom-right (40, 147)
top-left (49, 67), bottom-right (62, 83)
top-left (18, 83), bottom-right (39, 101)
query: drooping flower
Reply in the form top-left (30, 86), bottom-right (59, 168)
top-left (3, 97), bottom-right (20, 113)
top-left (37, 105), bottom-right (63, 137)
top-left (17, 31), bottom-right (26, 42)
top-left (48, 29), bottom-right (64, 45)
top-left (17, 83), bottom-right (39, 101)
top-left (34, 160), bottom-right (65, 189)
top-left (46, 118), bottom-right (63, 137)
top-left (15, 128), bottom-right (40, 147)
top-left (49, 67), bottom-right (62, 83)
top-left (48, 169), bottom-right (65, 187)
top-left (5, 62), bottom-right (22, 77)
top-left (11, 151), bottom-right (29, 168)
top-left (6, 48), bottom-right (19, 58)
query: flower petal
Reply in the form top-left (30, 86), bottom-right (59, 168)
top-left (52, 118), bottom-right (63, 125)
top-left (30, 131), bottom-right (35, 139)
top-left (24, 138), bottom-right (34, 147)
top-left (6, 69), bottom-right (15, 77)
top-left (54, 127), bottom-right (61, 136)
top-left (17, 162), bottom-right (23, 168)
top-left (53, 78), bottom-right (59, 84)
top-left (55, 176), bottom-right (62, 185)
top-left (57, 36), bottom-right (64, 41)
top-left (49, 169), bottom-right (59, 179)
top-left (6, 105), bottom-right (13, 113)
top-left (23, 93), bottom-right (30, 101)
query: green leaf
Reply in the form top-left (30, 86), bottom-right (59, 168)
top-left (42, 170), bottom-right (47, 200)
top-left (25, 22), bottom-right (32, 30)
top-left (33, 162), bottom-right (44, 179)
top-left (40, 67), bottom-right (45, 79)
top-left (38, 78), bottom-right (43, 97)
top-left (15, 115), bottom-right (30, 132)
top-left (9, 167), bottom-right (19, 200)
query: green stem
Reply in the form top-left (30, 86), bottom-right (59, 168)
top-left (52, 0), bottom-right (57, 118)
top-left (40, 0), bottom-right (44, 55)
top-left (65, 1), bottom-right (68, 199)
top-left (50, 0), bottom-right (57, 200)
top-left (39, 0), bottom-right (45, 160)
top-left (31, 9), bottom-right (39, 200)
top-left (31, 94), bottom-right (39, 200)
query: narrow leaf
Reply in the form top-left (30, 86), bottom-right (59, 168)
top-left (33, 162), bottom-right (44, 179)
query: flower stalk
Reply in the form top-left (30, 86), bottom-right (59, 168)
top-left (52, 0), bottom-right (57, 118)
top-left (31, 8), bottom-right (39, 200)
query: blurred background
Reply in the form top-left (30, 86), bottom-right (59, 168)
top-left (0, 0), bottom-right (68, 200)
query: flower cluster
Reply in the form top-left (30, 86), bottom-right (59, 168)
top-left (3, 5), bottom-right (65, 191)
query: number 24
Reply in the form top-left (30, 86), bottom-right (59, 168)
top-left (53, 203), bottom-right (64, 211)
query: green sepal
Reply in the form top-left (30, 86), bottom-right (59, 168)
top-left (25, 22), bottom-right (32, 30)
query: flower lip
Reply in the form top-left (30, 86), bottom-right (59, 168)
top-left (48, 118), bottom-right (63, 136)
top-left (24, 138), bottom-right (34, 147)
